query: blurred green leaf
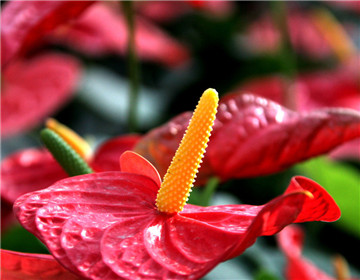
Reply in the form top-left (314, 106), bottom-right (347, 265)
top-left (254, 269), bottom-right (280, 280)
top-left (1, 225), bottom-right (49, 254)
top-left (296, 157), bottom-right (360, 237)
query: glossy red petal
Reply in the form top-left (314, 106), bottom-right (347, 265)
top-left (14, 172), bottom-right (159, 279)
top-left (277, 226), bottom-right (335, 280)
top-left (0, 249), bottom-right (81, 280)
top-left (14, 170), bottom-right (339, 279)
top-left (51, 3), bottom-right (189, 67)
top-left (1, 53), bottom-right (80, 137)
top-left (1, 1), bottom-right (94, 67)
top-left (1, 148), bottom-right (67, 204)
top-left (135, 94), bottom-right (360, 182)
top-left (285, 177), bottom-right (341, 223)
top-left (91, 134), bottom-right (141, 172)
top-left (120, 151), bottom-right (162, 188)
top-left (209, 94), bottom-right (360, 179)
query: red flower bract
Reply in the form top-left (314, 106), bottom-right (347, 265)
top-left (134, 94), bottom-right (360, 183)
top-left (1, 53), bottom-right (80, 137)
top-left (1, 0), bottom-right (94, 68)
top-left (50, 3), bottom-right (190, 67)
top-left (14, 152), bottom-right (340, 279)
top-left (277, 225), bottom-right (356, 280)
top-left (0, 249), bottom-right (81, 280)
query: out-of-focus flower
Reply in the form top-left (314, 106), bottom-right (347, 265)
top-left (50, 3), bottom-right (190, 68)
top-left (13, 90), bottom-right (340, 279)
top-left (237, 64), bottom-right (360, 113)
top-left (1, 53), bottom-right (81, 138)
top-left (0, 249), bottom-right (81, 280)
top-left (241, 8), bottom-right (357, 61)
top-left (234, 62), bottom-right (360, 160)
top-left (135, 93), bottom-right (360, 183)
top-left (0, 1), bottom-right (190, 137)
top-left (277, 225), bottom-right (359, 280)
top-left (1, 0), bottom-right (94, 68)
top-left (135, 1), bottom-right (234, 23)
top-left (327, 1), bottom-right (360, 14)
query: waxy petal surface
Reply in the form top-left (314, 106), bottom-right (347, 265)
top-left (1, 53), bottom-right (80, 137)
top-left (0, 249), bottom-right (81, 280)
top-left (51, 3), bottom-right (189, 67)
top-left (14, 172), bottom-right (339, 279)
top-left (1, 1), bottom-right (94, 67)
top-left (135, 94), bottom-right (360, 182)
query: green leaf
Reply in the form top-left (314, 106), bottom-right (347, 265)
top-left (254, 269), bottom-right (280, 280)
top-left (296, 157), bottom-right (360, 237)
top-left (1, 225), bottom-right (49, 254)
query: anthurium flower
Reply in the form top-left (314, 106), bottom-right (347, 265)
top-left (136, 1), bottom-right (234, 23)
top-left (1, 0), bottom-right (94, 68)
top-left (277, 225), bottom-right (359, 280)
top-left (234, 62), bottom-right (360, 161)
top-left (242, 8), bottom-right (357, 60)
top-left (1, 123), bottom-right (140, 205)
top-left (0, 249), bottom-right (81, 280)
top-left (14, 89), bottom-right (340, 279)
top-left (49, 3), bottom-right (189, 67)
top-left (237, 63), bottom-right (360, 113)
top-left (1, 53), bottom-right (81, 137)
top-left (134, 93), bottom-right (360, 183)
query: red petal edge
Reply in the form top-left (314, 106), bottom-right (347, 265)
top-left (14, 171), bottom-right (339, 279)
top-left (0, 249), bottom-right (81, 280)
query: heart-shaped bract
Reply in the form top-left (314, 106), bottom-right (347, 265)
top-left (14, 151), bottom-right (340, 279)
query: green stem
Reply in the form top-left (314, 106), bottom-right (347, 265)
top-left (270, 1), bottom-right (297, 110)
top-left (270, 1), bottom-right (297, 78)
top-left (122, 0), bottom-right (140, 132)
top-left (199, 177), bottom-right (220, 206)
top-left (41, 129), bottom-right (93, 176)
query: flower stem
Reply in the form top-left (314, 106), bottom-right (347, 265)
top-left (270, 1), bottom-right (296, 78)
top-left (122, 0), bottom-right (140, 132)
top-left (198, 177), bottom-right (220, 207)
top-left (270, 1), bottom-right (297, 110)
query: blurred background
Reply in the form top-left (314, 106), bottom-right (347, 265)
top-left (1, 1), bottom-right (360, 279)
